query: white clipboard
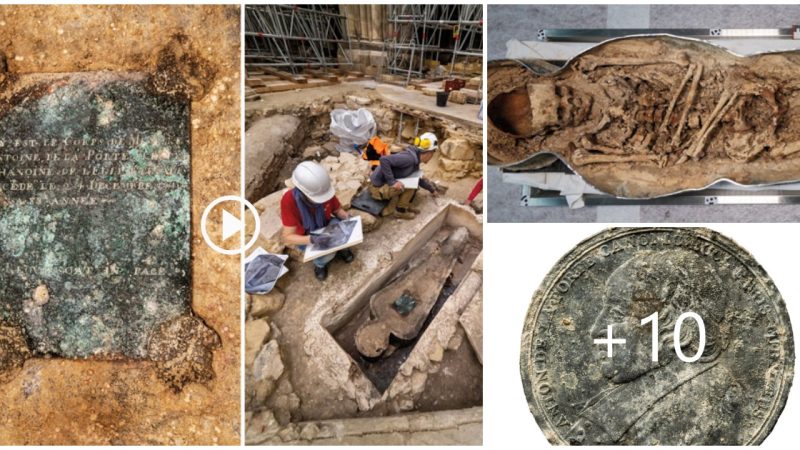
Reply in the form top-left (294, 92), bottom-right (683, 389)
top-left (303, 216), bottom-right (364, 263)
top-left (396, 170), bottom-right (422, 189)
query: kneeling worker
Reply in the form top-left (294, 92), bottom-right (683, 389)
top-left (369, 132), bottom-right (439, 219)
top-left (281, 161), bottom-right (354, 281)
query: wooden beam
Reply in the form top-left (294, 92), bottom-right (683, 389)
top-left (261, 67), bottom-right (308, 84)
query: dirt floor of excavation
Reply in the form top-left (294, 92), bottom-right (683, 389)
top-left (246, 81), bottom-right (482, 130)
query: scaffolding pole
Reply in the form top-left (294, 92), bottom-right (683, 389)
top-left (244, 4), bottom-right (354, 75)
top-left (384, 4), bottom-right (483, 85)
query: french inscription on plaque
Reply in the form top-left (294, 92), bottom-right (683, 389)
top-left (0, 72), bottom-right (191, 359)
top-left (520, 228), bottom-right (794, 445)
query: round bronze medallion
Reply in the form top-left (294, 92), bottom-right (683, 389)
top-left (521, 228), bottom-right (794, 445)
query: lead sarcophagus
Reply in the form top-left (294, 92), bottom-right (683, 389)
top-left (489, 35), bottom-right (800, 198)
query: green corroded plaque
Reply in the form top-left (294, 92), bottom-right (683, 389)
top-left (0, 72), bottom-right (191, 359)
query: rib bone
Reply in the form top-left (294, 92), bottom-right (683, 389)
top-left (579, 113), bottom-right (611, 136)
top-left (772, 141), bottom-right (800, 157)
top-left (578, 137), bottom-right (628, 155)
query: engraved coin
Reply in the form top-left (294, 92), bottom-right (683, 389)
top-left (520, 228), bottom-right (794, 445)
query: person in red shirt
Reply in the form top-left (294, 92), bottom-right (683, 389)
top-left (281, 161), bottom-right (354, 281)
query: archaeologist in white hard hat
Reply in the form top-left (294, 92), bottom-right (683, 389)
top-left (368, 132), bottom-right (440, 219)
top-left (281, 161), bottom-right (354, 281)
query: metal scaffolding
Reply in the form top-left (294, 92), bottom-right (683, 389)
top-left (244, 4), bottom-right (354, 75)
top-left (385, 4), bottom-right (483, 83)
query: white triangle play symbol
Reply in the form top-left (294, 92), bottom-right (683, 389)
top-left (221, 209), bottom-right (242, 241)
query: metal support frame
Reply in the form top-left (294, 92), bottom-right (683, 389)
top-left (244, 4), bottom-right (354, 75)
top-left (520, 186), bottom-right (800, 207)
top-left (394, 111), bottom-right (421, 145)
top-left (384, 4), bottom-right (483, 85)
top-left (538, 27), bottom-right (800, 42)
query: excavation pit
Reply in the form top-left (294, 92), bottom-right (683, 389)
top-left (243, 5), bottom-right (484, 443)
top-left (310, 203), bottom-right (483, 417)
top-left (328, 227), bottom-right (481, 394)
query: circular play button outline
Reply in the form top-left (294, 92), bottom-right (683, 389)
top-left (201, 195), bottom-right (261, 255)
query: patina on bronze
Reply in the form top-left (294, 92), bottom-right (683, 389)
top-left (521, 228), bottom-right (794, 445)
top-left (0, 71), bottom-right (219, 391)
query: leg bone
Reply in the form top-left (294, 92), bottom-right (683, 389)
top-left (578, 54), bottom-right (690, 72)
top-left (572, 149), bottom-right (663, 166)
top-left (659, 63), bottom-right (696, 135)
top-left (671, 64), bottom-right (703, 147)
top-left (679, 91), bottom-right (739, 163)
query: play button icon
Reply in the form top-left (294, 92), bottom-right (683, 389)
top-left (222, 209), bottom-right (243, 241)
top-left (201, 195), bottom-right (261, 255)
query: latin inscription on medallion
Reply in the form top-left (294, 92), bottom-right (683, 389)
top-left (521, 228), bottom-right (794, 445)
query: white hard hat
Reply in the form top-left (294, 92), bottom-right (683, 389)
top-left (416, 132), bottom-right (438, 151)
top-left (292, 161), bottom-right (335, 204)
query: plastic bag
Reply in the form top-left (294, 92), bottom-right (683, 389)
top-left (244, 249), bottom-right (289, 294)
top-left (329, 108), bottom-right (377, 153)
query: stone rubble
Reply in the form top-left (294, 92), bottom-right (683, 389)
top-left (244, 289), bottom-right (300, 432)
top-left (437, 138), bottom-right (482, 180)
top-left (249, 291), bottom-right (285, 319)
top-left (253, 340), bottom-right (284, 382)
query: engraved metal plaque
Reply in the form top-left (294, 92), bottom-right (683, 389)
top-left (0, 72), bottom-right (191, 359)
